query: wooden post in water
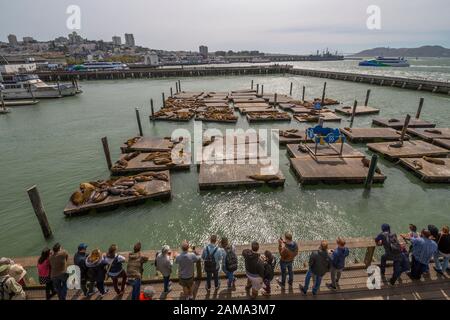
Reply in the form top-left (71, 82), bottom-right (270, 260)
top-left (27, 185), bottom-right (53, 239)
top-left (135, 108), bottom-right (143, 136)
top-left (175, 82), bottom-right (179, 93)
top-left (101, 137), bottom-right (113, 170)
top-left (321, 82), bottom-right (327, 105)
top-left (256, 84), bottom-right (259, 95)
top-left (364, 89), bottom-right (371, 106)
top-left (261, 85), bottom-right (264, 96)
top-left (364, 154), bottom-right (379, 190)
top-left (289, 82), bottom-right (293, 96)
top-left (251, 80), bottom-right (254, 90)
top-left (170, 87), bottom-right (173, 98)
top-left (302, 86), bottom-right (305, 101)
top-left (274, 93), bottom-right (278, 107)
top-left (162, 92), bottom-right (165, 108)
top-left (178, 80), bottom-right (181, 92)
top-left (150, 99), bottom-right (155, 121)
top-left (399, 114), bottom-right (411, 144)
top-left (415, 98), bottom-right (424, 119)
top-left (350, 100), bottom-right (358, 128)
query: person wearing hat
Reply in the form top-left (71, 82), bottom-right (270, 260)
top-left (49, 243), bottom-right (69, 300)
top-left (139, 286), bottom-right (155, 300)
top-left (0, 264), bottom-right (26, 300)
top-left (155, 245), bottom-right (173, 294)
top-left (127, 242), bottom-right (149, 300)
top-left (85, 249), bottom-right (109, 297)
top-left (74, 243), bottom-right (92, 297)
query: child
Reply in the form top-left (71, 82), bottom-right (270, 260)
top-left (326, 237), bottom-right (349, 290)
top-left (262, 250), bottom-right (277, 295)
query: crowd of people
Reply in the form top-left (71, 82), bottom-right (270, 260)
top-left (0, 223), bottom-right (449, 300)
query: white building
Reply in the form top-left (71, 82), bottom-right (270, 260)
top-left (144, 52), bottom-right (159, 66)
top-left (124, 33), bottom-right (135, 47)
top-left (0, 63), bottom-right (37, 74)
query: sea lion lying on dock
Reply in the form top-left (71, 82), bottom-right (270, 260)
top-left (247, 174), bottom-right (280, 182)
top-left (423, 156), bottom-right (445, 165)
top-left (343, 127), bottom-right (352, 132)
top-left (424, 129), bottom-right (442, 134)
top-left (124, 152), bottom-right (140, 161)
top-left (388, 118), bottom-right (400, 123)
top-left (126, 137), bottom-right (140, 147)
top-left (412, 160), bottom-right (423, 170)
top-left (140, 171), bottom-right (169, 181)
top-left (70, 191), bottom-right (84, 206)
top-left (361, 158), bottom-right (381, 174)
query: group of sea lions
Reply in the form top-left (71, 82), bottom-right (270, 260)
top-left (196, 110), bottom-right (237, 122)
top-left (247, 111), bottom-right (290, 120)
top-left (412, 156), bottom-right (446, 170)
top-left (280, 129), bottom-right (303, 139)
top-left (70, 172), bottom-right (169, 207)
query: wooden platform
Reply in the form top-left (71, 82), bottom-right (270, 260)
top-left (232, 97), bottom-right (266, 103)
top-left (111, 151), bottom-right (191, 174)
top-left (294, 112), bottom-right (341, 123)
top-left (63, 172), bottom-right (171, 216)
top-left (278, 129), bottom-right (310, 145)
top-left (290, 156), bottom-right (386, 184)
top-left (262, 94), bottom-right (293, 104)
top-left (372, 117), bottom-right (436, 129)
top-left (235, 105), bottom-right (274, 114)
top-left (367, 140), bottom-right (449, 160)
top-left (291, 106), bottom-right (313, 114)
top-left (173, 91), bottom-right (203, 99)
top-left (287, 143), bottom-right (365, 158)
top-left (433, 138), bottom-right (450, 150)
top-left (247, 112), bottom-right (291, 122)
top-left (406, 128), bottom-right (450, 142)
top-left (120, 137), bottom-right (178, 153)
top-left (199, 163), bottom-right (285, 189)
top-left (399, 158), bottom-right (450, 183)
top-left (340, 127), bottom-right (405, 143)
top-left (196, 142), bottom-right (265, 163)
top-left (335, 105), bottom-right (380, 116)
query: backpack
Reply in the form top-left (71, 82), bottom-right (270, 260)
top-left (225, 248), bottom-right (238, 272)
top-left (204, 247), bottom-right (218, 273)
top-left (385, 232), bottom-right (401, 255)
top-left (0, 276), bottom-right (14, 300)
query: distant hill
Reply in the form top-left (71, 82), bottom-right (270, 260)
top-left (352, 45), bottom-right (450, 58)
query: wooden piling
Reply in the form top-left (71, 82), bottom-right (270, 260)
top-left (178, 80), bottom-right (181, 92)
top-left (364, 154), bottom-right (379, 190)
top-left (150, 99), bottom-right (155, 120)
top-left (399, 114), bottom-right (411, 144)
top-left (416, 98), bottom-right (424, 119)
top-left (170, 87), bottom-right (173, 98)
top-left (135, 108), bottom-right (143, 136)
top-left (101, 136), bottom-right (113, 170)
top-left (251, 80), bottom-right (254, 90)
top-left (274, 93), bottom-right (278, 107)
top-left (364, 89), bottom-right (371, 106)
top-left (302, 86), bottom-right (305, 101)
top-left (261, 85), bottom-right (264, 96)
top-left (321, 82), bottom-right (327, 105)
top-left (175, 82), bottom-right (179, 93)
top-left (27, 186), bottom-right (52, 239)
top-left (350, 100), bottom-right (358, 127)
top-left (162, 92), bottom-right (165, 108)
top-left (256, 84), bottom-right (259, 95)
top-left (290, 82), bottom-right (293, 96)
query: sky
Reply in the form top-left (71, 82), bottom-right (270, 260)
top-left (0, 0), bottom-right (449, 54)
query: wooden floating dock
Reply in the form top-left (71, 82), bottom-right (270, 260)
top-left (406, 128), bottom-right (450, 142)
top-left (199, 163), bottom-right (285, 189)
top-left (232, 97), bottom-right (266, 104)
top-left (290, 156), bottom-right (386, 184)
top-left (399, 158), bottom-right (450, 183)
top-left (262, 94), bottom-right (293, 104)
top-left (235, 104), bottom-right (274, 114)
top-left (294, 112), bottom-right (341, 123)
top-left (340, 127), bottom-right (405, 143)
top-left (372, 117), bottom-right (436, 129)
top-left (367, 140), bottom-right (449, 160)
top-left (120, 137), bottom-right (178, 153)
top-left (111, 151), bottom-right (191, 174)
top-left (335, 105), bottom-right (380, 116)
top-left (278, 129), bottom-right (310, 145)
top-left (246, 111), bottom-right (291, 122)
top-left (196, 142), bottom-right (265, 163)
top-left (63, 171), bottom-right (171, 216)
top-left (433, 138), bottom-right (450, 150)
top-left (287, 143), bottom-right (364, 158)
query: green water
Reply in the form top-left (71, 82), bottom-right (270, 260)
top-left (1, 73), bottom-right (449, 258)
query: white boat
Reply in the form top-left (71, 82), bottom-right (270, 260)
top-left (0, 74), bottom-right (79, 100)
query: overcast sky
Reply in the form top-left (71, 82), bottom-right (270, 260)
top-left (0, 0), bottom-right (449, 54)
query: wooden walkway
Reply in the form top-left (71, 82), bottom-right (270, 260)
top-left (335, 105), bottom-right (380, 116)
top-left (367, 140), bottom-right (449, 161)
top-left (406, 128), bottom-right (450, 142)
top-left (340, 127), bottom-right (405, 143)
top-left (399, 158), bottom-right (450, 183)
top-left (372, 118), bottom-right (436, 129)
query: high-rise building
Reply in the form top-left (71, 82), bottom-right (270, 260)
top-left (199, 45), bottom-right (208, 58)
top-left (124, 33), bottom-right (135, 47)
top-left (7, 34), bottom-right (19, 46)
top-left (23, 36), bottom-right (34, 44)
top-left (112, 36), bottom-right (121, 46)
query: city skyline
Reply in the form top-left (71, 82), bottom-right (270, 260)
top-left (1, 0), bottom-right (449, 54)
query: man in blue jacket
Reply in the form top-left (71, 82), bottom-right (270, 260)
top-left (326, 237), bottom-right (349, 290)
top-left (201, 235), bottom-right (222, 291)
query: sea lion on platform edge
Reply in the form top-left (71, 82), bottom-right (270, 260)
top-left (247, 174), bottom-right (280, 182)
top-left (423, 156), bottom-right (445, 165)
top-left (70, 191), bottom-right (84, 206)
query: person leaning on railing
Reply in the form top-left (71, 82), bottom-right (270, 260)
top-left (127, 242), bottom-right (149, 300)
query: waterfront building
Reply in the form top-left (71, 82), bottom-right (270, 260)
top-left (112, 36), bottom-right (121, 46)
top-left (125, 33), bottom-right (135, 47)
top-left (199, 45), bottom-right (208, 58)
top-left (144, 51), bottom-right (159, 66)
top-left (8, 34), bottom-right (19, 46)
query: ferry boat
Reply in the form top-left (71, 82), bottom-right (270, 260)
top-left (68, 61), bottom-right (129, 72)
top-left (359, 57), bottom-right (410, 67)
top-left (0, 74), bottom-right (79, 100)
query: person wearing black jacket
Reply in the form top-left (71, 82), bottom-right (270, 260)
top-left (73, 243), bottom-right (92, 297)
top-left (434, 225), bottom-right (450, 274)
top-left (300, 241), bottom-right (331, 295)
top-left (242, 241), bottom-right (265, 299)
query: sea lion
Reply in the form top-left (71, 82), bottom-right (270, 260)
top-left (388, 118), bottom-right (399, 123)
top-left (389, 142), bottom-right (404, 148)
top-left (120, 189), bottom-right (139, 197)
top-left (424, 129), bottom-right (442, 134)
top-left (126, 137), bottom-right (140, 147)
top-left (79, 183), bottom-right (96, 203)
top-left (108, 187), bottom-right (122, 196)
top-left (247, 174), bottom-right (280, 182)
top-left (154, 172), bottom-right (169, 181)
top-left (134, 175), bottom-right (153, 182)
top-left (423, 156), bottom-right (445, 165)
top-left (343, 127), bottom-right (352, 132)
top-left (154, 158), bottom-right (172, 165)
top-left (114, 179), bottom-right (136, 187)
top-left (412, 160), bottom-right (423, 170)
top-left (361, 158), bottom-right (381, 174)
top-left (134, 186), bottom-right (148, 196)
top-left (124, 152), bottom-right (140, 161)
top-left (93, 191), bottom-right (109, 203)
top-left (70, 191), bottom-right (84, 206)
top-left (297, 144), bottom-right (308, 153)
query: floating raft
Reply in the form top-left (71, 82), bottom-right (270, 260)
top-left (63, 171), bottom-right (171, 216)
top-left (263, 94), bottom-right (293, 104)
top-left (335, 105), bottom-right (380, 116)
top-left (150, 108), bottom-right (194, 121)
top-left (372, 117), bottom-right (436, 129)
top-left (294, 112), bottom-right (341, 123)
top-left (196, 142), bottom-right (265, 164)
top-left (340, 127), bottom-right (405, 143)
top-left (173, 91), bottom-right (203, 99)
top-left (278, 129), bottom-right (310, 145)
top-left (111, 151), bottom-right (191, 174)
top-left (289, 157), bottom-right (386, 184)
top-left (203, 132), bottom-right (260, 145)
top-left (232, 97), bottom-right (266, 103)
top-left (246, 111), bottom-right (291, 122)
top-left (120, 137), bottom-right (179, 153)
top-left (235, 105), bottom-right (274, 114)
top-left (406, 128), bottom-right (450, 142)
top-left (399, 158), bottom-right (450, 183)
top-left (287, 143), bottom-right (365, 158)
top-left (199, 163), bottom-right (285, 189)
top-left (433, 138), bottom-right (450, 150)
top-left (367, 140), bottom-right (449, 160)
